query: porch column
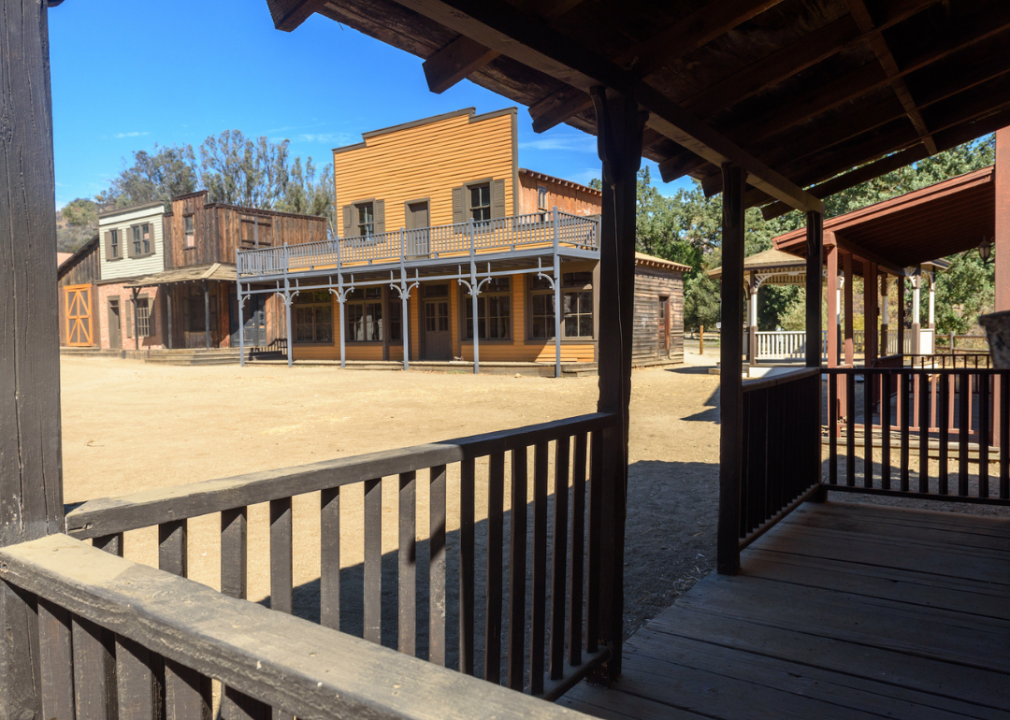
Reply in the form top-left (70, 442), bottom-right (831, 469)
top-left (880, 275), bottom-right (889, 356)
top-left (896, 275), bottom-right (906, 356)
top-left (826, 242), bottom-right (839, 368)
top-left (471, 259), bottom-right (481, 374)
top-left (166, 285), bottom-right (174, 349)
top-left (203, 279), bottom-right (211, 350)
top-left (747, 274), bottom-right (758, 367)
top-left (994, 126), bottom-right (1010, 447)
top-left (401, 266), bottom-right (410, 371)
top-left (592, 89), bottom-right (644, 680)
top-left (0, 0), bottom-right (65, 716)
top-left (864, 262), bottom-right (878, 365)
top-left (132, 287), bottom-right (141, 352)
top-left (843, 253), bottom-right (854, 366)
top-left (717, 162), bottom-right (747, 578)
top-left (283, 279), bottom-right (293, 367)
top-left (928, 273), bottom-right (936, 329)
top-left (911, 270), bottom-right (921, 355)
top-left (238, 282), bottom-right (246, 368)
top-left (805, 212), bottom-right (823, 369)
top-left (337, 274), bottom-right (346, 369)
top-left (553, 207), bottom-right (562, 378)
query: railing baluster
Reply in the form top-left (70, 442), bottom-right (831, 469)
top-left (72, 616), bottom-right (116, 720)
top-left (429, 465), bottom-right (447, 666)
top-left (585, 431), bottom-right (602, 654)
top-left (1001, 373), bottom-right (1010, 500)
top-left (845, 373), bottom-right (856, 486)
top-left (363, 478), bottom-right (382, 644)
top-left (549, 436), bottom-right (570, 682)
top-left (116, 636), bottom-right (158, 720)
top-left (919, 372), bottom-right (931, 492)
top-left (530, 441), bottom-right (549, 694)
top-left (398, 471), bottom-right (417, 656)
top-left (93, 533), bottom-right (123, 556)
top-left (269, 498), bottom-right (293, 615)
top-left (221, 507), bottom-right (248, 600)
top-left (863, 370), bottom-right (873, 488)
top-left (979, 373), bottom-right (990, 498)
top-left (939, 376), bottom-right (950, 494)
top-left (828, 372), bottom-right (838, 485)
top-left (459, 458), bottom-right (475, 675)
top-left (38, 599), bottom-right (75, 720)
top-left (569, 432), bottom-right (587, 668)
top-left (881, 372), bottom-right (891, 490)
top-left (221, 689), bottom-right (271, 720)
top-left (900, 373), bottom-right (910, 492)
top-left (485, 451), bottom-right (505, 683)
top-left (958, 371), bottom-right (970, 496)
top-left (320, 487), bottom-right (340, 630)
top-left (507, 446), bottom-right (528, 690)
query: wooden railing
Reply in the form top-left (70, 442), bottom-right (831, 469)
top-left (0, 534), bottom-right (589, 720)
top-left (236, 211), bottom-right (600, 278)
top-left (903, 352), bottom-right (991, 369)
top-left (825, 368), bottom-right (1010, 503)
top-left (737, 369), bottom-right (823, 548)
top-left (64, 413), bottom-right (620, 700)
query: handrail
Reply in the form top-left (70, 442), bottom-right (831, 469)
top-left (66, 412), bottom-right (617, 539)
top-left (0, 534), bottom-right (588, 720)
top-left (741, 367), bottom-right (819, 394)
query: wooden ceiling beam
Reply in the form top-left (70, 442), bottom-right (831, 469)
top-left (266, 0), bottom-right (329, 31)
top-left (392, 0), bottom-right (823, 213)
top-left (422, 0), bottom-right (587, 94)
top-left (834, 232), bottom-right (907, 277)
top-left (528, 0), bottom-right (784, 133)
top-left (845, 0), bottom-right (937, 154)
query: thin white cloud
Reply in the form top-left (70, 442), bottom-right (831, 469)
top-left (519, 135), bottom-right (596, 153)
top-left (113, 131), bottom-right (149, 139)
top-left (296, 132), bottom-right (355, 145)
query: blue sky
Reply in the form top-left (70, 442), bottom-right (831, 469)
top-left (49, 0), bottom-right (692, 209)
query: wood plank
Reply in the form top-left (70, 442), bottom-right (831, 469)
top-left (269, 498), bottom-right (293, 615)
top-left (363, 478), bottom-right (381, 644)
top-left (38, 599), bottom-right (75, 720)
top-left (221, 687), bottom-right (271, 720)
top-left (0, 535), bottom-right (586, 720)
top-left (569, 432), bottom-right (587, 667)
top-left (459, 458), bottom-right (475, 675)
top-left (549, 436), bottom-right (570, 681)
top-left (530, 442), bottom-right (550, 694)
top-left (486, 451), bottom-right (505, 683)
top-left (221, 507), bottom-right (248, 600)
top-left (158, 520), bottom-right (188, 578)
top-left (429, 465), bottom-right (447, 666)
top-left (399, 471), bottom-right (417, 656)
top-left (423, 35), bottom-right (500, 94)
top-left (507, 446), bottom-right (528, 690)
top-left (562, 681), bottom-right (710, 720)
top-left (72, 616), bottom-right (115, 720)
top-left (810, 501), bottom-right (1010, 538)
top-left (116, 636), bottom-right (158, 720)
top-left (320, 487), bottom-right (340, 630)
top-left (162, 661), bottom-right (211, 720)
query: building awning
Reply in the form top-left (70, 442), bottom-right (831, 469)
top-left (125, 263), bottom-right (236, 288)
top-left (635, 252), bottom-right (690, 274)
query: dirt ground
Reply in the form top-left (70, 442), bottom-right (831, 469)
top-left (60, 353), bottom-right (723, 674)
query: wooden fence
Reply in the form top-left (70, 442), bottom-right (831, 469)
top-left (61, 413), bottom-right (621, 712)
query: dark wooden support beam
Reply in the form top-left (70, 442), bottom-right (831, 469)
top-left (266, 0), bottom-right (328, 32)
top-left (996, 126), bottom-right (1010, 316)
top-left (204, 280), bottom-right (211, 350)
top-left (0, 0), bottom-right (63, 716)
top-left (805, 212), bottom-right (823, 369)
top-left (528, 0), bottom-right (785, 132)
top-left (658, 153), bottom-right (708, 183)
top-left (846, 0), bottom-right (937, 154)
top-left (834, 233), bottom-right (904, 278)
top-left (717, 163), bottom-right (747, 576)
top-left (423, 36), bottom-right (500, 93)
top-left (393, 0), bottom-right (822, 213)
top-left (593, 89), bottom-right (645, 681)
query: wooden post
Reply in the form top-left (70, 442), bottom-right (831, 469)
top-left (911, 270), bottom-right (922, 355)
top-left (0, 1), bottom-right (64, 717)
top-left (166, 285), bottom-right (174, 350)
top-left (843, 253), bottom-right (854, 366)
top-left (995, 127), bottom-right (1010, 447)
top-left (592, 88), bottom-right (644, 682)
top-left (203, 279), bottom-right (211, 350)
top-left (747, 274), bottom-right (758, 367)
top-left (879, 274), bottom-right (888, 356)
top-left (897, 274), bottom-right (906, 356)
top-left (865, 262), bottom-right (877, 366)
top-left (132, 287), bottom-right (141, 352)
top-left (805, 213), bottom-right (822, 369)
top-left (826, 240), bottom-right (844, 424)
top-left (699, 325), bottom-right (705, 356)
top-left (717, 163), bottom-right (747, 577)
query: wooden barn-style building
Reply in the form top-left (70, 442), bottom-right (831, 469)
top-left (237, 108), bottom-right (688, 372)
top-left (56, 236), bottom-right (100, 347)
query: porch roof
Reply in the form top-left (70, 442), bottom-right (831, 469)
top-left (278, 1), bottom-right (1010, 214)
top-left (125, 263), bottom-right (236, 288)
top-left (773, 166), bottom-right (995, 269)
top-left (635, 252), bottom-right (690, 274)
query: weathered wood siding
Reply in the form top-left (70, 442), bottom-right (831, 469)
top-left (57, 240), bottom-right (100, 347)
top-left (333, 108), bottom-right (517, 233)
top-left (165, 192), bottom-right (327, 270)
top-left (517, 171), bottom-right (602, 216)
top-left (633, 266), bottom-right (685, 364)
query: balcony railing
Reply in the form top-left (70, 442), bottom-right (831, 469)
top-left (237, 211), bottom-right (601, 278)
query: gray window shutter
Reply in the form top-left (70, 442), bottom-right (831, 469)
top-left (492, 179), bottom-right (506, 218)
top-left (452, 187), bottom-right (465, 224)
top-left (127, 226), bottom-right (136, 259)
top-left (104, 231), bottom-right (112, 260)
top-left (373, 200), bottom-right (385, 234)
top-left (140, 295), bottom-right (150, 337)
top-left (343, 205), bottom-right (355, 237)
top-left (126, 298), bottom-right (133, 338)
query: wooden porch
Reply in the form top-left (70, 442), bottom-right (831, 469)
top-left (563, 500), bottom-right (1010, 720)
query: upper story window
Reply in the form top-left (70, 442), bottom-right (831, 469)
top-left (538, 185), bottom-right (548, 211)
top-left (357, 203), bottom-right (374, 237)
top-left (109, 229), bottom-right (120, 260)
top-left (184, 215), bottom-right (195, 249)
top-left (470, 184), bottom-right (491, 222)
top-left (129, 223), bottom-right (153, 258)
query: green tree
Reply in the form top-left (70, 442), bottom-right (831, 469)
top-left (908, 251), bottom-right (995, 335)
top-left (275, 156), bottom-right (335, 225)
top-left (98, 144), bottom-right (199, 209)
top-left (56, 197), bottom-right (100, 252)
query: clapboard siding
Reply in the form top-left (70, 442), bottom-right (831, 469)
top-left (334, 109), bottom-right (517, 233)
top-left (517, 171), bottom-right (601, 216)
top-left (98, 203), bottom-right (166, 281)
top-left (165, 192), bottom-right (327, 270)
top-left (633, 267), bottom-right (685, 364)
top-left (57, 239), bottom-right (101, 347)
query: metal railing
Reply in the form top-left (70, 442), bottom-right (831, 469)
top-left (237, 211), bottom-right (601, 277)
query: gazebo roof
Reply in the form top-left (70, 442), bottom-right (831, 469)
top-left (706, 248), bottom-right (807, 284)
top-left (774, 166), bottom-right (995, 271)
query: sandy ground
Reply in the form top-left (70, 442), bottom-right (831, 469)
top-left (60, 353), bottom-right (723, 675)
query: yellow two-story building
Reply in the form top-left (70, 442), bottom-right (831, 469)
top-left (236, 107), bottom-right (687, 374)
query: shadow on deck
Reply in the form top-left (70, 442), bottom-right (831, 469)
top-left (560, 501), bottom-right (1010, 720)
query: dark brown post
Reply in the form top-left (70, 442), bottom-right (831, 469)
top-left (865, 262), bottom-right (877, 366)
top-left (896, 275), bottom-right (906, 356)
top-left (843, 252), bottom-right (854, 366)
top-left (592, 88), bottom-right (644, 682)
top-left (0, 1), bottom-right (64, 717)
top-left (203, 279), bottom-right (211, 349)
top-left (806, 213), bottom-right (826, 501)
top-left (717, 163), bottom-right (747, 577)
top-left (994, 127), bottom-right (1010, 446)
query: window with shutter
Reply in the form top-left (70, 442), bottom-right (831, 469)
top-left (141, 224), bottom-right (151, 255)
top-left (492, 179), bottom-right (506, 218)
top-left (355, 203), bottom-right (374, 236)
top-left (451, 187), bottom-right (465, 225)
top-left (184, 216), bottom-right (195, 249)
top-left (373, 200), bottom-right (385, 235)
top-left (469, 184), bottom-right (491, 222)
top-left (342, 205), bottom-right (354, 238)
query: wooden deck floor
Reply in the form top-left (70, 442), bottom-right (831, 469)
top-left (560, 501), bottom-right (1010, 720)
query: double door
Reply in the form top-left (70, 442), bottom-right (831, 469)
top-left (230, 291), bottom-right (266, 347)
top-left (423, 283), bottom-right (451, 360)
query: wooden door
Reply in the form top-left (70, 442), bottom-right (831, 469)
top-left (230, 291), bottom-right (265, 347)
top-left (658, 296), bottom-right (670, 357)
top-left (423, 283), bottom-right (451, 360)
top-left (65, 284), bottom-right (93, 346)
top-left (406, 200), bottom-right (430, 257)
top-left (107, 298), bottom-right (122, 350)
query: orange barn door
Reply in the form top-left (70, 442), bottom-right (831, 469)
top-left (65, 284), bottom-right (93, 346)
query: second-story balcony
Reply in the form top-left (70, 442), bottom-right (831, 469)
top-left (236, 210), bottom-right (600, 280)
